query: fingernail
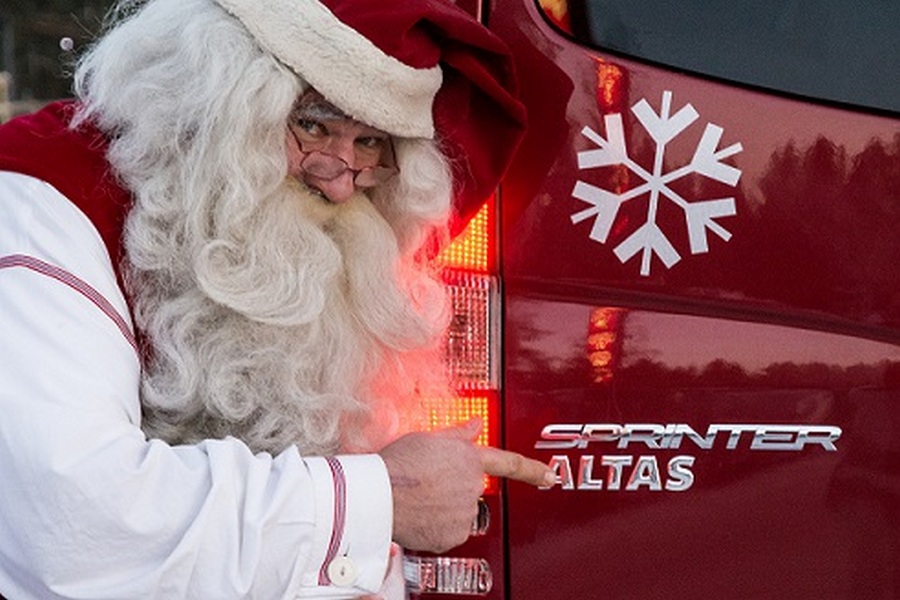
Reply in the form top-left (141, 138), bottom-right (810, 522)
top-left (542, 471), bottom-right (556, 487)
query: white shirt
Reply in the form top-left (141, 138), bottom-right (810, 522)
top-left (0, 171), bottom-right (393, 599)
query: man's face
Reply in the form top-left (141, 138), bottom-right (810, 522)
top-left (286, 91), bottom-right (397, 204)
top-left (133, 88), bottom-right (450, 455)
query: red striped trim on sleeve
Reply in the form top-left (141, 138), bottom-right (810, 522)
top-left (319, 456), bottom-right (348, 586)
top-left (0, 253), bottom-right (138, 356)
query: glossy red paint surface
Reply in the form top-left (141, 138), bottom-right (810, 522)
top-left (486, 0), bottom-right (900, 598)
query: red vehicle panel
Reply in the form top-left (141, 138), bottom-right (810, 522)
top-left (483, 0), bottom-right (900, 598)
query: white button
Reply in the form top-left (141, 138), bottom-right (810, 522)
top-left (327, 556), bottom-right (358, 586)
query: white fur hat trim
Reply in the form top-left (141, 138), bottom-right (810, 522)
top-left (213, 0), bottom-right (442, 138)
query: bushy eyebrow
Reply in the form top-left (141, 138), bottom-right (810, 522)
top-left (294, 101), bottom-right (347, 121)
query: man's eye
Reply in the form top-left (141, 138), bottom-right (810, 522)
top-left (356, 136), bottom-right (387, 151)
top-left (296, 119), bottom-right (326, 137)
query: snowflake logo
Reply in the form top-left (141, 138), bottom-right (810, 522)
top-left (571, 90), bottom-right (743, 276)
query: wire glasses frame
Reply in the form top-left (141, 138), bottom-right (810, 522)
top-left (288, 120), bottom-right (399, 189)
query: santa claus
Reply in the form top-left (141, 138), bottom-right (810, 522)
top-left (0, 0), bottom-right (551, 598)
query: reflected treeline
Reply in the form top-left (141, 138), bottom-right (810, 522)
top-left (703, 133), bottom-right (900, 330)
top-left (618, 357), bottom-right (900, 391)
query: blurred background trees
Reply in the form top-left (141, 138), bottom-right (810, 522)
top-left (0, 0), bottom-right (113, 121)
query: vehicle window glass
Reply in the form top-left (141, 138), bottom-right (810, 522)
top-left (540, 0), bottom-right (900, 113)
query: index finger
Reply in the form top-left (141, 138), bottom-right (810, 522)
top-left (478, 446), bottom-right (554, 487)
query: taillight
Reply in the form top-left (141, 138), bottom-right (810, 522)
top-left (404, 556), bottom-right (494, 596)
top-left (428, 201), bottom-right (500, 488)
top-left (406, 199), bottom-right (503, 596)
top-left (538, 0), bottom-right (572, 34)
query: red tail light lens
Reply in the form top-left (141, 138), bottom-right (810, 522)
top-left (431, 201), bottom-right (500, 494)
top-left (408, 200), bottom-right (501, 597)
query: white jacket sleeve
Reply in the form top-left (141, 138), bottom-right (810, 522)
top-left (0, 172), bottom-right (393, 599)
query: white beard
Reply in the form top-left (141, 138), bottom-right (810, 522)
top-left (134, 179), bottom-right (450, 456)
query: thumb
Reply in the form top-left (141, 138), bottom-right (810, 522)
top-left (434, 417), bottom-right (482, 442)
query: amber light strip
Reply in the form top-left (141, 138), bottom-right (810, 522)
top-left (419, 394), bottom-right (495, 448)
top-left (435, 201), bottom-right (492, 274)
top-left (419, 394), bottom-right (499, 494)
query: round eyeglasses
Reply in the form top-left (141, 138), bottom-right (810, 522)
top-left (288, 115), bottom-right (399, 188)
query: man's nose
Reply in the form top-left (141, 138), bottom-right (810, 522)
top-left (313, 136), bottom-right (360, 203)
top-left (307, 170), bottom-right (356, 204)
top-left (321, 135), bottom-right (357, 166)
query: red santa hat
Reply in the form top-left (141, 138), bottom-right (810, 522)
top-left (211, 0), bottom-right (526, 226)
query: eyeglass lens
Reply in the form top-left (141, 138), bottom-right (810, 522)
top-left (299, 152), bottom-right (396, 188)
top-left (289, 87), bottom-right (401, 183)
